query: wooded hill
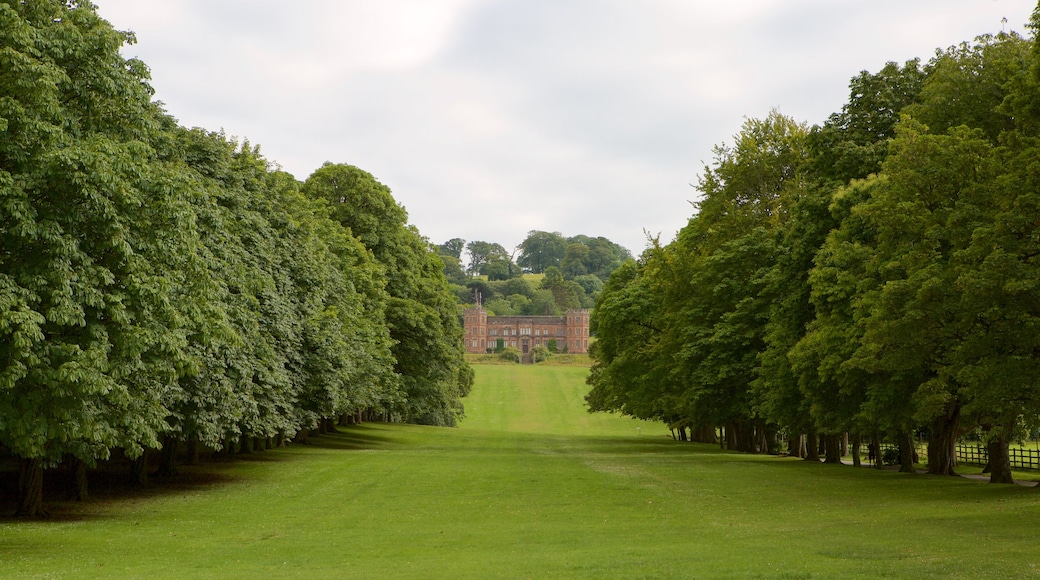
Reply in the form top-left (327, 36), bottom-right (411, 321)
top-left (588, 11), bottom-right (1040, 485)
top-left (436, 232), bottom-right (632, 315)
top-left (0, 2), bottom-right (471, 517)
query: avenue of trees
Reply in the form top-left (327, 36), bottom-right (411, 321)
top-left (0, 2), bottom-right (470, 517)
top-left (437, 232), bottom-right (631, 316)
top-left (587, 17), bottom-right (1040, 485)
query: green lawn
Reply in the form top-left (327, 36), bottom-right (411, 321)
top-left (3, 365), bottom-right (1040, 578)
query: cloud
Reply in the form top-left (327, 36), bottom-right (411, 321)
top-left (95, 0), bottom-right (1037, 255)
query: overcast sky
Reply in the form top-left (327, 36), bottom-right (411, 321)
top-left (95, 1), bottom-right (1035, 257)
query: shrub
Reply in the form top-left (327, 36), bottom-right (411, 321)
top-left (531, 345), bottom-right (551, 363)
top-left (499, 346), bottom-right (522, 363)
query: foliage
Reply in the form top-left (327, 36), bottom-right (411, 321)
top-left (0, 2), bottom-right (470, 515)
top-left (303, 164), bottom-right (470, 427)
top-left (530, 345), bottom-right (551, 363)
top-left (516, 230), bottom-right (567, 273)
top-left (587, 22), bottom-right (1040, 480)
top-left (498, 346), bottom-right (522, 363)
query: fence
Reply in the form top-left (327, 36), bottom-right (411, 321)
top-left (855, 443), bottom-right (1040, 471)
top-left (955, 445), bottom-right (1040, 471)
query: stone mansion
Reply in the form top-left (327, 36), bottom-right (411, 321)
top-left (462, 306), bottom-right (591, 354)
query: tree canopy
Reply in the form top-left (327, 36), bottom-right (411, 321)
top-left (588, 20), bottom-right (1040, 483)
top-left (0, 2), bottom-right (469, 517)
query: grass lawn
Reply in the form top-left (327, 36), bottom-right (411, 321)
top-left (3, 364), bottom-right (1040, 578)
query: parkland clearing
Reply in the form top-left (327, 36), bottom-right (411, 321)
top-left (7, 4), bottom-right (1040, 578)
top-left (2, 363), bottom-right (1039, 579)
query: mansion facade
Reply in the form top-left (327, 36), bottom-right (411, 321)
top-left (462, 307), bottom-right (590, 354)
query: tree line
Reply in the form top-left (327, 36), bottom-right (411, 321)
top-left (0, 2), bottom-right (470, 517)
top-left (437, 232), bottom-right (631, 315)
top-left (587, 16), bottom-right (1040, 485)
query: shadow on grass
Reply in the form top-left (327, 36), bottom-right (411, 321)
top-left (310, 424), bottom-right (402, 451)
top-left (0, 464), bottom-right (247, 523)
top-left (0, 425), bottom-right (396, 523)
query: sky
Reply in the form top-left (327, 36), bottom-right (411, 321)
top-left (95, 0), bottom-right (1036, 258)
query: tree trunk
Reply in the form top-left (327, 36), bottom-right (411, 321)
top-left (763, 424), bottom-right (778, 455)
top-left (851, 433), bottom-right (862, 468)
top-left (841, 432), bottom-right (849, 457)
top-left (16, 458), bottom-right (48, 518)
top-left (803, 427), bottom-right (819, 462)
top-left (987, 432), bottom-right (1014, 484)
top-left (926, 404), bottom-right (960, 476)
top-left (724, 422), bottom-right (736, 450)
top-left (129, 453), bottom-right (149, 487)
top-left (692, 424), bottom-right (717, 444)
top-left (871, 430), bottom-right (882, 469)
top-left (185, 438), bottom-right (199, 465)
top-left (823, 434), bottom-right (842, 464)
top-left (156, 437), bottom-right (179, 478)
top-left (66, 456), bottom-right (89, 501)
top-left (240, 436), bottom-right (254, 454)
top-left (741, 421), bottom-right (756, 453)
top-left (787, 433), bottom-right (801, 457)
top-left (898, 431), bottom-right (915, 473)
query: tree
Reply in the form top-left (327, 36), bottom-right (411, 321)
top-left (0, 1), bottom-right (193, 516)
top-left (484, 258), bottom-right (520, 281)
top-left (438, 238), bottom-right (466, 260)
top-left (807, 60), bottom-right (926, 184)
top-left (561, 243), bottom-right (591, 278)
top-left (588, 112), bottom-right (808, 453)
top-left (753, 182), bottom-right (838, 459)
top-left (540, 267), bottom-right (580, 309)
top-left (906, 32), bottom-right (1029, 143)
top-left (303, 163), bottom-right (470, 426)
top-left (465, 241), bottom-right (511, 276)
top-left (439, 254), bottom-right (469, 285)
top-left (586, 258), bottom-right (671, 422)
top-left (517, 230), bottom-right (567, 273)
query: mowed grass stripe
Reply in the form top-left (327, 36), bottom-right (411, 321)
top-left (459, 365), bottom-right (665, 437)
top-left (2, 364), bottom-right (1040, 578)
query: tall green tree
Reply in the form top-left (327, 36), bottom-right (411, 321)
top-left (807, 60), bottom-right (925, 184)
top-left (517, 231), bottom-right (567, 273)
top-left (0, 1), bottom-right (192, 516)
top-left (303, 164), bottom-right (470, 426)
top-left (465, 241), bottom-right (511, 276)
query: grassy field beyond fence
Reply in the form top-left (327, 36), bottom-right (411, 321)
top-left (2, 363), bottom-right (1040, 578)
